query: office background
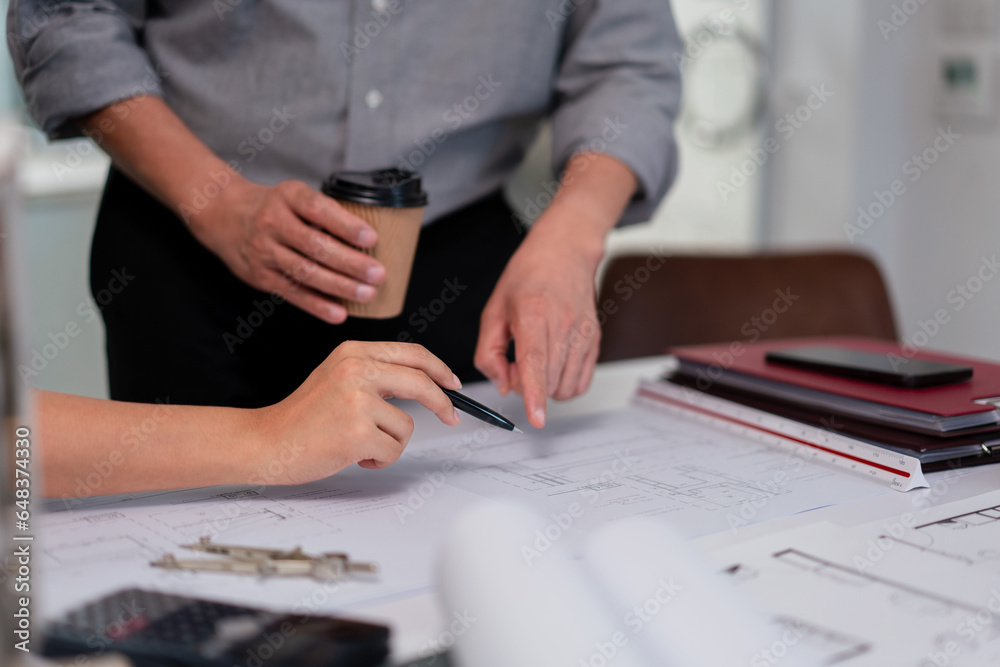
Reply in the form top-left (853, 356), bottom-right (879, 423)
top-left (7, 0), bottom-right (1000, 400)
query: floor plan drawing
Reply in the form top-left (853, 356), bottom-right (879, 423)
top-left (410, 407), bottom-right (886, 537)
top-left (874, 501), bottom-right (1000, 568)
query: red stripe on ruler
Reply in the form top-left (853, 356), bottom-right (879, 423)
top-left (636, 387), bottom-right (911, 479)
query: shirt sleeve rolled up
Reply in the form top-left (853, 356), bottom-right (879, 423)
top-left (7, 0), bottom-right (160, 139)
top-left (551, 0), bottom-right (683, 225)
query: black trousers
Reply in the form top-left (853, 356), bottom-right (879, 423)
top-left (91, 168), bottom-right (524, 408)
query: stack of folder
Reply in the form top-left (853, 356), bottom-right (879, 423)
top-left (665, 336), bottom-right (1000, 471)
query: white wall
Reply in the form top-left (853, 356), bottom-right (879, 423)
top-left (611, 0), bottom-right (772, 256)
top-left (765, 0), bottom-right (866, 245)
top-left (17, 143), bottom-right (110, 398)
top-left (768, 0), bottom-right (1000, 361)
top-left (509, 0), bottom-right (773, 262)
top-left (855, 0), bottom-right (1000, 361)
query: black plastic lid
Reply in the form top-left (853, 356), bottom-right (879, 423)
top-left (321, 168), bottom-right (428, 208)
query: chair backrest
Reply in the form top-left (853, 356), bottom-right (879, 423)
top-left (596, 251), bottom-right (898, 362)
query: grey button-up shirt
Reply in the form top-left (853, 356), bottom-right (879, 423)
top-left (9, 0), bottom-right (681, 223)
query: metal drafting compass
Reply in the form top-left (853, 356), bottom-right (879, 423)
top-left (151, 537), bottom-right (379, 582)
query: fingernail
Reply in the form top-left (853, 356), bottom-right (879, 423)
top-left (328, 305), bottom-right (346, 323)
top-left (358, 229), bottom-right (377, 246)
top-left (356, 284), bottom-right (376, 301)
top-left (533, 408), bottom-right (546, 427)
top-left (453, 408), bottom-right (461, 424)
top-left (451, 373), bottom-right (462, 389)
top-left (366, 265), bottom-right (385, 283)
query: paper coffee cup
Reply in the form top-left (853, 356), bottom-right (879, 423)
top-left (321, 169), bottom-right (428, 319)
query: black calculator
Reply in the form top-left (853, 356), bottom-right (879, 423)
top-left (42, 588), bottom-right (389, 667)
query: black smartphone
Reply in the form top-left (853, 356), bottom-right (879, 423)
top-left (764, 346), bottom-right (973, 388)
top-left (42, 588), bottom-right (389, 667)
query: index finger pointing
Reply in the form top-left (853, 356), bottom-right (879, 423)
top-left (511, 319), bottom-right (548, 428)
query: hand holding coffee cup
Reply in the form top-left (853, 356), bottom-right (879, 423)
top-left (321, 169), bottom-right (428, 319)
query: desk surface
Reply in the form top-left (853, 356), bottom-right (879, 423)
top-left (39, 356), bottom-right (1000, 666)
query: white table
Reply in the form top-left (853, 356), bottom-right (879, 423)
top-left (39, 355), bottom-right (1000, 666)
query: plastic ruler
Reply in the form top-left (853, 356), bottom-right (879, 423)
top-left (634, 379), bottom-right (927, 492)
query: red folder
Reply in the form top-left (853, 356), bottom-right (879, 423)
top-left (669, 336), bottom-right (1000, 420)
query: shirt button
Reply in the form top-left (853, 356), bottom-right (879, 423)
top-left (364, 89), bottom-right (383, 109)
top-left (371, 0), bottom-right (390, 12)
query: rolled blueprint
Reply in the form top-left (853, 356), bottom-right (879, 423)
top-left (438, 503), bottom-right (824, 667)
top-left (583, 518), bottom-right (823, 667)
top-left (437, 501), bottom-right (652, 667)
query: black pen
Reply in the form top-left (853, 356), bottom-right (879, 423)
top-left (441, 387), bottom-right (523, 433)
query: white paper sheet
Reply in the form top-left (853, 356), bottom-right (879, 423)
top-left (706, 494), bottom-right (1000, 666)
top-left (38, 466), bottom-right (484, 621)
top-left (39, 387), bottom-right (892, 627)
top-left (406, 406), bottom-right (888, 541)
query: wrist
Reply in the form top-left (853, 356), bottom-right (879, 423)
top-left (181, 169), bottom-right (253, 241)
top-left (226, 406), bottom-right (271, 485)
top-left (528, 201), bottom-right (609, 269)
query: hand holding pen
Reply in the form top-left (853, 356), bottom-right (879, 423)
top-left (441, 387), bottom-right (523, 433)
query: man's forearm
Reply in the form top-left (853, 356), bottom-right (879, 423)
top-left (528, 152), bottom-right (638, 267)
top-left (79, 95), bottom-right (243, 225)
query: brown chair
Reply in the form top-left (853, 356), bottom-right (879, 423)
top-left (596, 251), bottom-right (898, 362)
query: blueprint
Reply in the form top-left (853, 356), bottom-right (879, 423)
top-left (405, 406), bottom-right (888, 539)
top-left (39, 401), bottom-right (891, 623)
top-left (38, 466), bottom-right (485, 621)
top-left (707, 491), bottom-right (1000, 666)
